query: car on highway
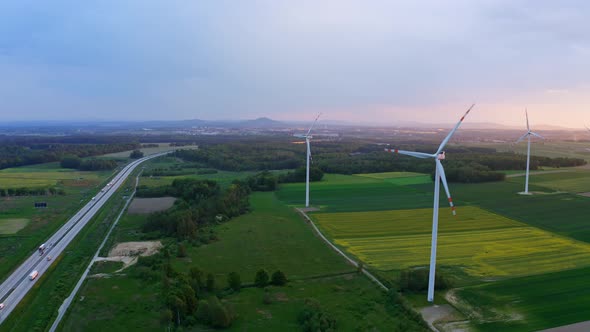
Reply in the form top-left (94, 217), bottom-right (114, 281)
top-left (92, 197), bottom-right (96, 200)
top-left (47, 256), bottom-right (52, 261)
top-left (29, 270), bottom-right (38, 280)
top-left (0, 303), bottom-right (4, 310)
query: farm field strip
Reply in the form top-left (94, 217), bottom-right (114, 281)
top-left (0, 218), bottom-right (30, 234)
top-left (0, 169), bottom-right (102, 188)
top-left (455, 265), bottom-right (590, 331)
top-left (313, 207), bottom-right (590, 277)
top-left (355, 171), bottom-right (427, 179)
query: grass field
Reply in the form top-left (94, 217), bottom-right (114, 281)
top-left (313, 206), bottom-right (590, 277)
top-left (0, 218), bottom-right (30, 234)
top-left (277, 176), bottom-right (434, 212)
top-left (467, 141), bottom-right (590, 161)
top-left (140, 170), bottom-right (257, 189)
top-left (418, 181), bottom-right (590, 243)
top-left (455, 266), bottom-right (590, 332)
top-left (510, 170), bottom-right (590, 193)
top-left (172, 192), bottom-right (353, 279)
top-left (355, 171), bottom-right (426, 179)
top-left (99, 143), bottom-right (194, 158)
top-left (60, 275), bottom-right (161, 332)
top-left (62, 191), bottom-right (428, 331)
top-left (0, 162), bottom-right (112, 281)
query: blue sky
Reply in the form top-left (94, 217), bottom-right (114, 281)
top-left (0, 1), bottom-right (589, 126)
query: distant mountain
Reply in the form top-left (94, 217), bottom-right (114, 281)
top-left (235, 117), bottom-right (284, 128)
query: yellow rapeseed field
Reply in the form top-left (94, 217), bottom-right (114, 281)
top-left (314, 206), bottom-right (590, 277)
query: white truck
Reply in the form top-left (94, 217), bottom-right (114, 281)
top-left (29, 270), bottom-right (39, 280)
top-left (38, 243), bottom-right (46, 255)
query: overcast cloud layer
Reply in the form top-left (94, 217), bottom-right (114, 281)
top-left (0, 1), bottom-right (589, 126)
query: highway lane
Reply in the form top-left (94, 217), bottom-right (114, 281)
top-left (0, 152), bottom-right (169, 324)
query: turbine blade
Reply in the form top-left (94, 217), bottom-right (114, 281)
top-left (516, 132), bottom-right (529, 143)
top-left (293, 134), bottom-right (306, 138)
top-left (306, 113), bottom-right (322, 136)
top-left (526, 108), bottom-right (530, 131)
top-left (384, 148), bottom-right (434, 159)
top-left (436, 104), bottom-right (475, 154)
top-left (530, 132), bottom-right (544, 139)
top-left (436, 160), bottom-right (456, 215)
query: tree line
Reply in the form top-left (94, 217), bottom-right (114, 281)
top-left (173, 141), bottom-right (586, 183)
top-left (0, 142), bottom-right (139, 170)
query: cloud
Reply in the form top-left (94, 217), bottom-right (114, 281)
top-left (0, 0), bottom-right (588, 125)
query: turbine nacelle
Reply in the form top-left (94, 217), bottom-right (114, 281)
top-left (437, 151), bottom-right (446, 160)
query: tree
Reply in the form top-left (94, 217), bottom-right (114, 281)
top-left (130, 149), bottom-right (144, 159)
top-left (271, 270), bottom-right (287, 286)
top-left (227, 272), bottom-right (241, 292)
top-left (195, 299), bottom-right (210, 324)
top-left (160, 308), bottom-right (173, 325)
top-left (254, 269), bottom-right (269, 288)
top-left (60, 155), bottom-right (81, 169)
top-left (206, 273), bottom-right (215, 292)
top-left (208, 296), bottom-right (235, 328)
top-left (177, 243), bottom-right (187, 258)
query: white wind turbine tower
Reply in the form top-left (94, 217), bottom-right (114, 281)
top-left (385, 104), bottom-right (475, 302)
top-left (516, 109), bottom-right (544, 195)
top-left (294, 113), bottom-right (321, 208)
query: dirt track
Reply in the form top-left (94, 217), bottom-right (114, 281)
top-left (127, 197), bottom-right (176, 214)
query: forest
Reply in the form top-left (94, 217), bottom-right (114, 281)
top-left (0, 142), bottom-right (139, 170)
top-left (173, 141), bottom-right (586, 183)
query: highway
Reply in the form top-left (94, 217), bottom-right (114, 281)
top-left (0, 152), bottom-right (169, 324)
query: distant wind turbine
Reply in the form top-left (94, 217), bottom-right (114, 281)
top-left (294, 113), bottom-right (321, 208)
top-left (516, 109), bottom-right (544, 195)
top-left (385, 104), bottom-right (475, 302)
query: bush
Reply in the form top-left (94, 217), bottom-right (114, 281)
top-left (130, 149), bottom-right (144, 159)
top-left (195, 300), bottom-right (210, 324)
top-left (254, 269), bottom-right (269, 288)
top-left (297, 298), bottom-right (336, 332)
top-left (263, 291), bottom-right (273, 305)
top-left (399, 268), bottom-right (451, 292)
top-left (271, 270), bottom-right (287, 286)
top-left (60, 155), bottom-right (81, 169)
top-left (206, 273), bottom-right (215, 292)
top-left (227, 272), bottom-right (241, 292)
top-left (177, 243), bottom-right (187, 258)
top-left (208, 296), bottom-right (235, 328)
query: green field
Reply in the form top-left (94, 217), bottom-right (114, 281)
top-left (512, 170), bottom-right (590, 193)
top-left (60, 275), bottom-right (161, 331)
top-left (455, 266), bottom-right (590, 331)
top-left (0, 163), bottom-right (112, 280)
top-left (277, 175), bottom-right (434, 212)
top-left (355, 171), bottom-right (426, 179)
top-left (140, 170), bottom-right (257, 189)
top-left (172, 192), bottom-right (353, 279)
top-left (99, 143), bottom-right (193, 158)
top-left (422, 181), bottom-right (590, 243)
top-left (62, 191), bottom-right (428, 331)
top-left (313, 207), bottom-right (590, 277)
top-left (467, 141), bottom-right (590, 161)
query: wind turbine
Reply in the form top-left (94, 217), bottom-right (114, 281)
top-left (516, 109), bottom-right (544, 195)
top-left (294, 113), bottom-right (321, 208)
top-left (384, 104), bottom-right (475, 302)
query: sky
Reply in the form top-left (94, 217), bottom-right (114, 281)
top-left (0, 1), bottom-right (589, 127)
